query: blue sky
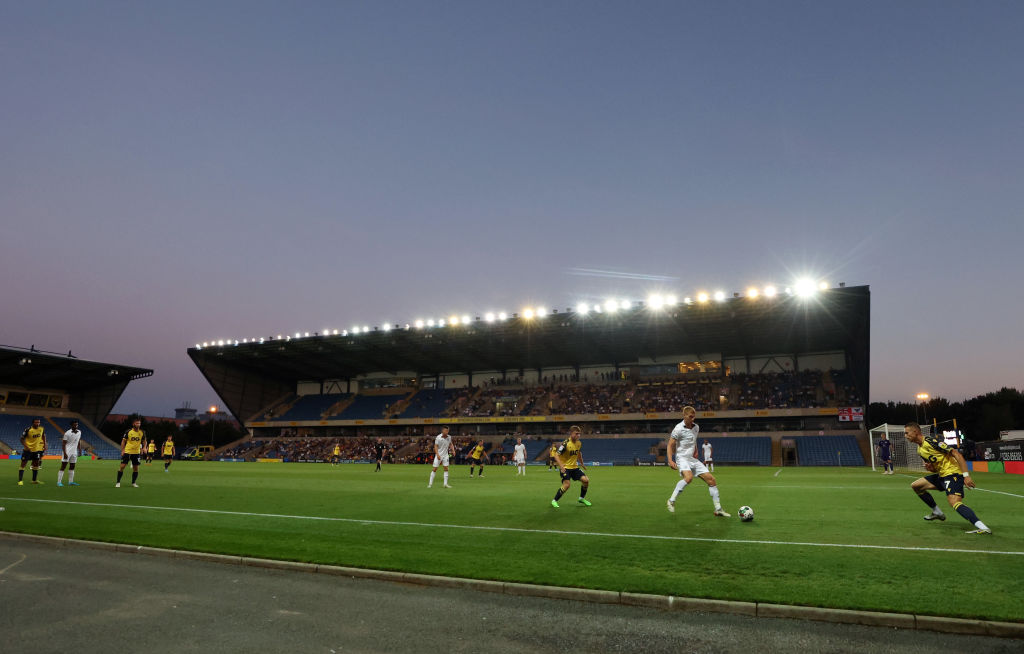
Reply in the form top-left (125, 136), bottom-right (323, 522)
top-left (2, 1), bottom-right (1022, 416)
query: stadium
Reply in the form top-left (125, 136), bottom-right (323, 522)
top-left (3, 284), bottom-right (1023, 642)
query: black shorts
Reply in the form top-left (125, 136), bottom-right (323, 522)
top-left (121, 453), bottom-right (142, 466)
top-left (470, 457), bottom-right (483, 465)
top-left (560, 468), bottom-right (586, 482)
top-left (21, 450), bottom-right (43, 464)
top-left (163, 455), bottom-right (173, 461)
top-left (925, 473), bottom-right (965, 497)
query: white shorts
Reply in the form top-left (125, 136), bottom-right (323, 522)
top-left (62, 454), bottom-right (78, 464)
top-left (675, 456), bottom-right (709, 477)
top-left (432, 455), bottom-right (450, 468)
top-left (514, 456), bottom-right (525, 464)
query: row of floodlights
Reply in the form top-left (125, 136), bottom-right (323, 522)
top-left (193, 280), bottom-right (834, 350)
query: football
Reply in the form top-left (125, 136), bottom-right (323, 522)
top-left (738, 505), bottom-right (754, 522)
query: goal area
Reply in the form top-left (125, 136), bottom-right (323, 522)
top-left (868, 423), bottom-right (932, 473)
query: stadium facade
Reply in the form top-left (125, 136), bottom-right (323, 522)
top-left (187, 285), bottom-right (870, 465)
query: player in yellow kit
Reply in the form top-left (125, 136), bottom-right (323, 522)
top-left (116, 419), bottom-right (146, 488)
top-left (146, 439), bottom-right (156, 464)
top-left (550, 426), bottom-right (590, 508)
top-left (468, 440), bottom-right (487, 477)
top-left (18, 418), bottom-right (47, 485)
top-left (162, 436), bottom-right (175, 472)
top-left (905, 422), bottom-right (990, 534)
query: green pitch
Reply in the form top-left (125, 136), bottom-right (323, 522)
top-left (1, 460), bottom-right (1022, 622)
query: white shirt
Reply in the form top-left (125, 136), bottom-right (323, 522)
top-left (63, 429), bottom-right (82, 454)
top-left (702, 442), bottom-right (713, 460)
top-left (670, 421), bottom-right (699, 460)
top-left (435, 433), bottom-right (452, 457)
top-left (514, 443), bottom-right (526, 460)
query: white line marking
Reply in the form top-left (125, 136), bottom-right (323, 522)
top-left (773, 468), bottom-right (782, 477)
top-left (0, 553), bottom-right (27, 576)
top-left (1, 496), bottom-right (1021, 557)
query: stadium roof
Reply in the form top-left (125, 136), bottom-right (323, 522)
top-left (0, 345), bottom-right (153, 425)
top-left (188, 285), bottom-right (870, 422)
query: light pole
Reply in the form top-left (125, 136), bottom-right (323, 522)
top-left (209, 405), bottom-right (218, 450)
top-left (915, 393), bottom-right (929, 426)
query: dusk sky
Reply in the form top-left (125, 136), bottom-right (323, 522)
top-left (3, 1), bottom-right (1022, 417)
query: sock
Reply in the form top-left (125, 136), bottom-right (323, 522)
top-left (554, 488), bottom-right (565, 501)
top-left (19, 469), bottom-right (24, 481)
top-left (58, 469), bottom-right (64, 483)
top-left (670, 479), bottom-right (687, 502)
top-left (954, 502), bottom-right (983, 526)
top-left (132, 470), bottom-right (138, 483)
top-left (443, 471), bottom-right (449, 485)
top-left (68, 470), bottom-right (75, 483)
top-left (164, 462), bottom-right (169, 470)
top-left (32, 468), bottom-right (38, 481)
top-left (708, 485), bottom-right (722, 510)
top-left (117, 470), bottom-right (123, 482)
top-left (429, 471), bottom-right (436, 486)
top-left (580, 485), bottom-right (588, 499)
top-left (916, 490), bottom-right (939, 512)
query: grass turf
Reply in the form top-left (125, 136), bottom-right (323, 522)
top-left (1, 460), bottom-right (1022, 622)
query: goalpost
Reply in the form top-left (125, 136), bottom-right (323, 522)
top-left (868, 423), bottom-right (931, 473)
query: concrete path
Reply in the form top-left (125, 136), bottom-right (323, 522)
top-left (0, 538), bottom-right (1018, 654)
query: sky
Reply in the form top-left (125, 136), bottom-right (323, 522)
top-left (2, 1), bottom-right (1022, 417)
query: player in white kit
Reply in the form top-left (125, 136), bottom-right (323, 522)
top-left (666, 407), bottom-right (729, 516)
top-left (513, 437), bottom-right (527, 475)
top-left (428, 425), bottom-right (455, 488)
top-left (702, 439), bottom-right (714, 472)
top-left (57, 419), bottom-right (83, 487)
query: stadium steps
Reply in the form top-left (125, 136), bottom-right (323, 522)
top-left (248, 392), bottom-right (296, 423)
top-left (323, 395), bottom-right (357, 418)
top-left (265, 394), bottom-right (300, 420)
top-left (213, 435), bottom-right (253, 457)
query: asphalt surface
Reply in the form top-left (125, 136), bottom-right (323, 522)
top-left (0, 539), bottom-right (1019, 654)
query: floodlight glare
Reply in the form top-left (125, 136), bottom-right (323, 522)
top-left (461, 315), bottom-right (471, 325)
top-left (484, 312), bottom-right (495, 323)
top-left (382, 323), bottom-right (392, 332)
top-left (604, 299), bottom-right (618, 313)
top-left (438, 319), bottom-right (446, 327)
top-left (576, 302), bottom-right (590, 315)
top-left (818, 281), bottom-right (829, 290)
top-left (341, 330), bottom-right (348, 336)
top-left (747, 287), bottom-right (759, 299)
top-left (305, 332), bottom-right (310, 337)
top-left (647, 294), bottom-right (664, 309)
top-left (794, 278), bottom-right (816, 297)
top-left (498, 312), bottom-right (508, 321)
top-left (764, 286), bottom-right (777, 298)
top-left (448, 315), bottom-right (459, 326)
top-left (713, 291), bottom-right (726, 302)
top-left (362, 325), bottom-right (370, 333)
top-left (415, 319), bottom-right (425, 329)
top-left (665, 294), bottom-right (677, 306)
top-left (523, 308), bottom-right (535, 319)
top-left (202, 342), bottom-right (209, 347)
top-left (683, 297), bottom-right (692, 305)
top-left (536, 306), bottom-right (548, 317)
top-left (217, 340), bottom-right (225, 346)
top-left (593, 303), bottom-right (603, 313)
top-left (697, 292), bottom-right (709, 304)
top-left (620, 299), bottom-right (632, 310)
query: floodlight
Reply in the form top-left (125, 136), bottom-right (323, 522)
top-left (665, 294), bottom-right (677, 306)
top-left (683, 297), bottom-right (692, 305)
top-left (196, 343), bottom-right (202, 349)
top-left (217, 340), bottom-right (225, 346)
top-left (747, 287), bottom-right (759, 299)
top-left (341, 330), bottom-right (348, 336)
top-left (461, 315), bottom-right (471, 325)
top-left (764, 286), bottom-right (777, 298)
top-left (536, 306), bottom-right (548, 317)
top-left (818, 281), bottom-right (829, 290)
top-left (498, 312), bottom-right (508, 321)
top-left (484, 312), bottom-right (495, 323)
top-left (794, 278), bottom-right (816, 297)
top-left (449, 315), bottom-right (459, 326)
top-left (382, 323), bottom-right (392, 332)
top-left (415, 319), bottom-right (425, 328)
top-left (576, 302), bottom-right (590, 315)
top-left (620, 299), bottom-right (632, 310)
top-left (647, 294), bottom-right (664, 309)
top-left (438, 319), bottom-right (446, 327)
top-left (593, 303), bottom-right (603, 313)
top-left (304, 332), bottom-right (310, 337)
top-left (714, 291), bottom-right (726, 302)
top-left (784, 287), bottom-right (793, 295)
top-left (696, 293), bottom-right (709, 304)
top-left (604, 299), bottom-right (618, 313)
top-left (362, 325), bottom-right (370, 333)
top-left (202, 342), bottom-right (208, 347)
top-left (523, 308), bottom-right (535, 319)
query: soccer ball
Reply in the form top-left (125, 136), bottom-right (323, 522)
top-left (738, 506), bottom-right (754, 522)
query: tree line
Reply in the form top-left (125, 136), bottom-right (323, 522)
top-left (100, 415), bottom-right (247, 449)
top-left (868, 387), bottom-right (1024, 443)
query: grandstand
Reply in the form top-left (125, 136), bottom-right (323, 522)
top-left (188, 285), bottom-right (871, 466)
top-left (0, 344), bottom-right (152, 459)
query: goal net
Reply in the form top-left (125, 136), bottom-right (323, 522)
top-left (868, 423), bottom-right (932, 473)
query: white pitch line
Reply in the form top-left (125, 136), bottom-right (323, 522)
top-left (773, 468), bottom-right (782, 477)
top-left (2, 496), bottom-right (1021, 558)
